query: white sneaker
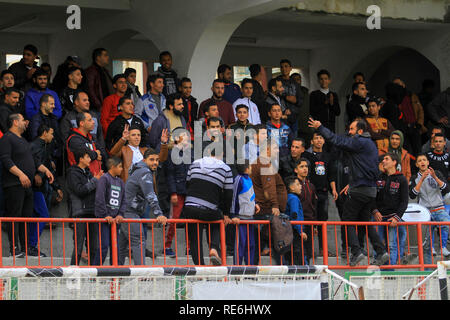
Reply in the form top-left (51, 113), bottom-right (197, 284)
top-left (442, 247), bottom-right (450, 257)
top-left (432, 248), bottom-right (437, 256)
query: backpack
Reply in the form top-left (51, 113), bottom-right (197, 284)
top-left (270, 214), bottom-right (293, 255)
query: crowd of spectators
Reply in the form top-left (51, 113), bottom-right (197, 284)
top-left (0, 43), bottom-right (449, 267)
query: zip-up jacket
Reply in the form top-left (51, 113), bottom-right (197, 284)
top-left (410, 170), bottom-right (449, 209)
top-left (125, 161), bottom-right (162, 217)
top-left (135, 92), bottom-right (166, 129)
top-left (299, 178), bottom-right (318, 221)
top-left (373, 172), bottom-right (409, 222)
top-left (66, 128), bottom-right (102, 175)
top-left (232, 97), bottom-right (261, 125)
top-left (266, 120), bottom-right (294, 158)
top-left (285, 193), bottom-right (304, 236)
top-left (148, 110), bottom-right (187, 152)
top-left (66, 165), bottom-right (98, 217)
top-left (230, 173), bottom-right (256, 219)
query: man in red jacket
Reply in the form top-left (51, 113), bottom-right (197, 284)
top-left (100, 74), bottom-right (127, 137)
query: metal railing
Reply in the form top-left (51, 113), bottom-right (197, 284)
top-left (0, 217), bottom-right (448, 270)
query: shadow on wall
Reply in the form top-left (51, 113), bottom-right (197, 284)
top-left (368, 48), bottom-right (441, 97)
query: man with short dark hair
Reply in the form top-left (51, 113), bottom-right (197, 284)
top-left (279, 137), bottom-right (313, 181)
top-left (309, 69), bottom-right (340, 133)
top-left (24, 68), bottom-right (62, 120)
top-left (152, 51), bottom-right (180, 97)
top-left (118, 148), bottom-right (167, 265)
top-left (135, 74), bottom-right (166, 130)
top-left (422, 125), bottom-right (450, 154)
top-left (277, 59), bottom-right (302, 135)
top-left (100, 74), bottom-right (128, 137)
top-left (232, 78), bottom-right (261, 125)
top-left (29, 94), bottom-right (62, 166)
top-left (266, 78), bottom-right (287, 120)
top-left (291, 72), bottom-right (312, 143)
top-left (59, 66), bottom-right (83, 115)
top-left (66, 112), bottom-right (103, 175)
top-left (346, 82), bottom-right (369, 124)
top-left (308, 117), bottom-right (389, 266)
top-left (8, 44), bottom-right (39, 92)
top-left (365, 97), bottom-right (394, 151)
top-left (124, 67), bottom-right (142, 106)
top-left (0, 87), bottom-right (21, 133)
top-left (105, 96), bottom-right (147, 152)
top-left (198, 79), bottom-right (235, 127)
top-left (266, 103), bottom-right (293, 157)
top-left (217, 64), bottom-right (241, 105)
top-left (179, 77), bottom-right (198, 141)
top-left (60, 91), bottom-right (107, 161)
top-left (249, 64), bottom-right (268, 123)
top-left (426, 132), bottom-right (450, 182)
top-left (0, 113), bottom-right (54, 257)
top-left (0, 70), bottom-right (25, 117)
top-left (84, 48), bottom-right (113, 112)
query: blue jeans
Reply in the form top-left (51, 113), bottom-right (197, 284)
top-left (28, 191), bottom-right (49, 248)
top-left (377, 224), bottom-right (407, 265)
top-left (424, 208), bottom-right (450, 265)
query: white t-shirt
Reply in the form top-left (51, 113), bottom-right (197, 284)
top-left (129, 145), bottom-right (143, 165)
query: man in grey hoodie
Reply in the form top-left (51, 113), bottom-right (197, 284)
top-left (118, 148), bottom-right (167, 265)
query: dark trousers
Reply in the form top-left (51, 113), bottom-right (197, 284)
top-left (70, 214), bottom-right (98, 265)
top-left (403, 125), bottom-right (421, 156)
top-left (343, 191), bottom-right (385, 257)
top-left (304, 224), bottom-right (314, 264)
top-left (3, 185), bottom-right (34, 254)
top-left (183, 206), bottom-right (222, 266)
top-left (316, 191), bottom-right (329, 251)
top-left (273, 230), bottom-right (305, 265)
top-left (93, 222), bottom-right (120, 265)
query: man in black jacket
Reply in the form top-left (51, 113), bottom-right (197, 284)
top-left (67, 148), bottom-right (103, 265)
top-left (0, 113), bottom-right (54, 257)
top-left (59, 66), bottom-right (83, 116)
top-left (8, 44), bottom-right (39, 92)
top-left (179, 77), bottom-right (198, 141)
top-left (0, 87), bottom-right (21, 134)
top-left (309, 69), bottom-right (340, 133)
top-left (29, 94), bottom-right (62, 163)
top-left (346, 82), bottom-right (369, 125)
top-left (105, 96), bottom-right (147, 151)
top-left (249, 64), bottom-right (267, 123)
top-left (279, 137), bottom-right (314, 181)
top-left (29, 124), bottom-right (63, 256)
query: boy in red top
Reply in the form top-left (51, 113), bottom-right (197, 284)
top-left (100, 74), bottom-right (127, 137)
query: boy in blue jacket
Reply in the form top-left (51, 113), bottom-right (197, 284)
top-left (277, 176), bottom-right (308, 265)
top-left (93, 157), bottom-right (127, 265)
top-left (230, 162), bottom-right (260, 265)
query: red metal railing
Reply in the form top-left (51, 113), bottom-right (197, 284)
top-left (0, 217), bottom-right (448, 270)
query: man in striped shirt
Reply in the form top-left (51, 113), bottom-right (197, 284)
top-left (183, 148), bottom-right (234, 265)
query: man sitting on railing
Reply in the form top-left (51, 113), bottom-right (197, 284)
top-left (372, 152), bottom-right (409, 265)
top-left (410, 153), bottom-right (450, 264)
